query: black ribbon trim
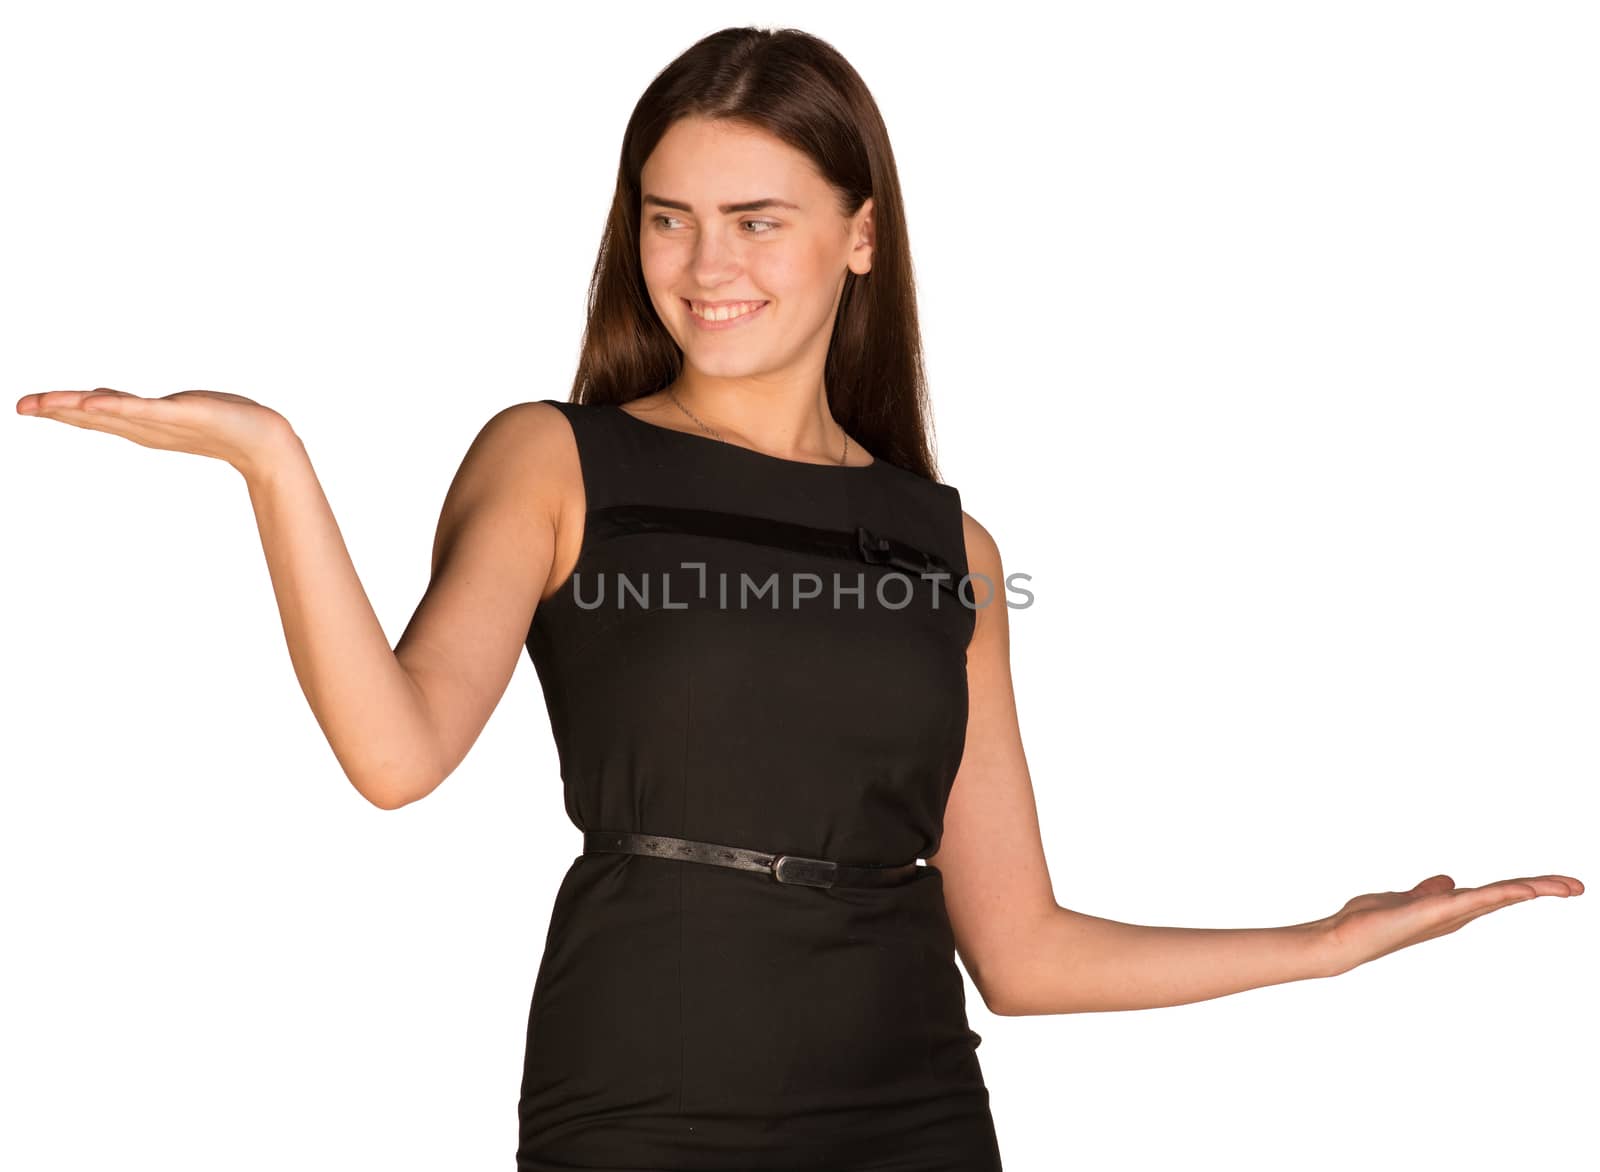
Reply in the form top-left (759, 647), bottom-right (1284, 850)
top-left (584, 504), bottom-right (964, 598)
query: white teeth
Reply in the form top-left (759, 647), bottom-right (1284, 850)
top-left (690, 300), bottom-right (764, 322)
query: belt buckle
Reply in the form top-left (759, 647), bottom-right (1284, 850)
top-left (771, 854), bottom-right (838, 888)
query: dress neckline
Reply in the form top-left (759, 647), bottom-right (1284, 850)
top-left (611, 403), bottom-right (879, 472)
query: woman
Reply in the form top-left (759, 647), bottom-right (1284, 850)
top-left (17, 24), bottom-right (1581, 1172)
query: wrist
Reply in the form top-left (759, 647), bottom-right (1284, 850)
top-left (235, 415), bottom-right (306, 488)
top-left (1297, 915), bottom-right (1347, 979)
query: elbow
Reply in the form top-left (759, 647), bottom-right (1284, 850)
top-left (353, 743), bottom-right (446, 810)
top-left (979, 990), bottom-right (1021, 1018)
top-left (978, 978), bottom-right (1058, 1019)
top-left (968, 902), bottom-right (1074, 1018)
top-left (967, 957), bottom-right (1031, 1018)
top-left (976, 978), bottom-right (1032, 1018)
top-left (355, 769), bottom-right (433, 811)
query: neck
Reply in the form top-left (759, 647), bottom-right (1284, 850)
top-left (665, 379), bottom-right (850, 465)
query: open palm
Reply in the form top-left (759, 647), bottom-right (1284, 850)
top-left (17, 386), bottom-right (292, 475)
top-left (1320, 872), bottom-right (1583, 976)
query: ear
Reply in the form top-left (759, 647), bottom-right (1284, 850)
top-left (850, 197), bottom-right (875, 276)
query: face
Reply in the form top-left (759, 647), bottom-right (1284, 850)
top-left (638, 116), bottom-right (874, 380)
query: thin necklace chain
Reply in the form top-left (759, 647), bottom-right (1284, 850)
top-left (666, 387), bottom-right (850, 466)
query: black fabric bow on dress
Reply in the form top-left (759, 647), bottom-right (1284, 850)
top-left (582, 504), bottom-right (964, 598)
top-left (854, 524), bottom-right (956, 581)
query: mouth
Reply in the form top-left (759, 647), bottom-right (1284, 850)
top-left (683, 298), bottom-right (770, 330)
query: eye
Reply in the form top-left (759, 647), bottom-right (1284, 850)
top-left (648, 214), bottom-right (780, 235)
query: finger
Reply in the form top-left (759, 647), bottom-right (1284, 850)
top-left (1442, 882), bottom-right (1539, 913)
top-left (17, 390), bottom-right (91, 414)
top-left (31, 404), bottom-right (129, 436)
top-left (62, 392), bottom-right (169, 421)
top-left (22, 389), bottom-right (167, 436)
top-left (1430, 889), bottom-right (1540, 939)
top-left (1464, 877), bottom-right (1574, 900)
top-left (22, 388), bottom-right (128, 415)
top-left (1514, 874), bottom-right (1583, 896)
top-left (1394, 885), bottom-right (1533, 938)
top-left (1381, 888), bottom-right (1539, 955)
top-left (80, 387), bottom-right (141, 412)
top-left (1405, 877), bottom-right (1581, 951)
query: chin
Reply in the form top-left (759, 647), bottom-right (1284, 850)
top-left (686, 354), bottom-right (770, 378)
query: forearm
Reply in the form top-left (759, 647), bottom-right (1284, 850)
top-left (239, 424), bottom-right (439, 808)
top-left (993, 904), bottom-right (1335, 1016)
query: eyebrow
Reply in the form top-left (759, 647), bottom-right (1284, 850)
top-left (642, 194), bottom-right (802, 215)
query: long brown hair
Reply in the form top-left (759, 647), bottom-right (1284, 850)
top-left (565, 25), bottom-right (945, 483)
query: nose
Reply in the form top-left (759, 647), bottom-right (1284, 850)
top-left (689, 230), bottom-right (744, 288)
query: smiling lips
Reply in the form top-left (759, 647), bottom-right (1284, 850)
top-left (684, 298), bottom-right (769, 328)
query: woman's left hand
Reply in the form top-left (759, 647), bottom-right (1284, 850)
top-left (1318, 873), bottom-right (1583, 976)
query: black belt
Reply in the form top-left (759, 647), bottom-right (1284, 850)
top-left (582, 830), bottom-right (923, 889)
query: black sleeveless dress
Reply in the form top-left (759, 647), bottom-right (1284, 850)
top-left (517, 398), bottom-right (1003, 1171)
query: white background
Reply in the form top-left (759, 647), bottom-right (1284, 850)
top-left (2, 2), bottom-right (1594, 1169)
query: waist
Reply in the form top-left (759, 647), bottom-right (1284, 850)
top-left (582, 829), bottom-right (926, 889)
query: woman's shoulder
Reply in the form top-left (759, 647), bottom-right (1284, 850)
top-left (473, 399), bottom-right (585, 468)
top-left (886, 466), bottom-right (995, 588)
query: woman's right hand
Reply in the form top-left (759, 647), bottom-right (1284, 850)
top-left (16, 387), bottom-right (297, 479)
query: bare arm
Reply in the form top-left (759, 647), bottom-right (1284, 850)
top-left (244, 402), bottom-right (571, 808)
top-left (929, 512), bottom-right (1329, 1016)
top-left (930, 512), bottom-right (1578, 1016)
